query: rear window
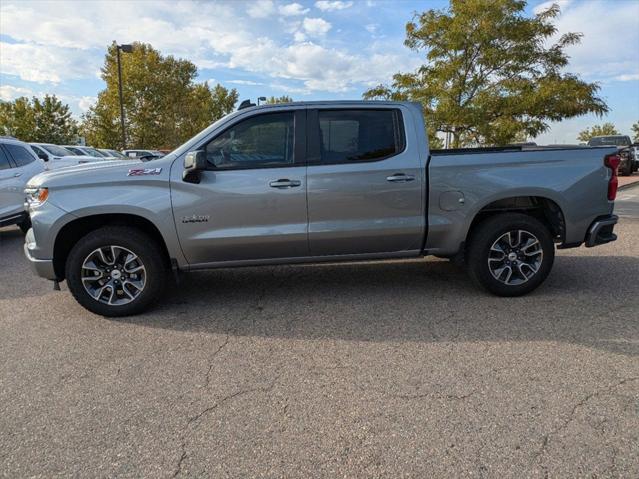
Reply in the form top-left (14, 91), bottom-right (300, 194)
top-left (317, 109), bottom-right (404, 163)
top-left (588, 136), bottom-right (631, 147)
top-left (4, 144), bottom-right (36, 167)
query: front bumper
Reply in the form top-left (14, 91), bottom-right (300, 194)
top-left (585, 214), bottom-right (618, 247)
top-left (24, 228), bottom-right (57, 280)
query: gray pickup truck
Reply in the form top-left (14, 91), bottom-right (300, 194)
top-left (23, 101), bottom-right (621, 316)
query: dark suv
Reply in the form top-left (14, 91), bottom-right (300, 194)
top-left (587, 136), bottom-right (636, 176)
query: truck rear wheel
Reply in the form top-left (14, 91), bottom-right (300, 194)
top-left (65, 226), bottom-right (167, 316)
top-left (466, 213), bottom-right (554, 296)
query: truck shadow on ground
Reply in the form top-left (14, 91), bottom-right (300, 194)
top-left (2, 226), bottom-right (637, 357)
top-left (143, 255), bottom-right (638, 357)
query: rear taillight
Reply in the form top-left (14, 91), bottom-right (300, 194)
top-left (604, 154), bottom-right (621, 201)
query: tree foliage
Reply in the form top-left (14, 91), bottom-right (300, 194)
top-left (363, 0), bottom-right (608, 147)
top-left (577, 123), bottom-right (620, 142)
top-left (81, 42), bottom-right (239, 149)
top-left (632, 121), bottom-right (639, 143)
top-left (265, 95), bottom-right (294, 104)
top-left (0, 95), bottom-right (78, 143)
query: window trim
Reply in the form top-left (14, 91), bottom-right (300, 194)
top-left (306, 108), bottom-right (406, 166)
top-left (2, 143), bottom-right (40, 168)
top-left (200, 110), bottom-right (306, 171)
top-left (0, 145), bottom-right (16, 170)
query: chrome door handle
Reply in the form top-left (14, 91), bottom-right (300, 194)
top-left (269, 179), bottom-right (301, 188)
top-left (386, 173), bottom-right (415, 182)
top-left (14, 172), bottom-right (22, 177)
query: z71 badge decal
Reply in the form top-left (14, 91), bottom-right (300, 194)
top-left (182, 215), bottom-right (210, 223)
top-left (127, 167), bottom-right (162, 176)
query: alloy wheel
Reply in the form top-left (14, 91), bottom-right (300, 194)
top-left (487, 229), bottom-right (543, 286)
top-left (81, 245), bottom-right (146, 305)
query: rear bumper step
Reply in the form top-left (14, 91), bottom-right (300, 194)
top-left (585, 214), bottom-right (618, 247)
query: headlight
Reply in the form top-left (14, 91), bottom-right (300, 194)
top-left (25, 187), bottom-right (49, 208)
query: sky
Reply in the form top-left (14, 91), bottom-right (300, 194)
top-left (0, 0), bottom-right (638, 144)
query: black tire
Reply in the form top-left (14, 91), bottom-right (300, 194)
top-left (65, 226), bottom-right (168, 316)
top-left (17, 217), bottom-right (31, 234)
top-left (466, 213), bottom-right (555, 297)
top-left (620, 161), bottom-right (632, 176)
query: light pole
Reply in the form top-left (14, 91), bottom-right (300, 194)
top-left (115, 43), bottom-right (133, 150)
top-left (257, 96), bottom-right (267, 106)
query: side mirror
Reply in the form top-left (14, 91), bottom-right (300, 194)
top-left (183, 150), bottom-right (208, 183)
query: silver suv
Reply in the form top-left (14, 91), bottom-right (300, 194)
top-left (0, 137), bottom-right (45, 232)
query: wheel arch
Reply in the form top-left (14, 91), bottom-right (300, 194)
top-left (53, 213), bottom-right (171, 280)
top-left (466, 195), bottom-right (566, 247)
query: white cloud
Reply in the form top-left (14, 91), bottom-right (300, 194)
top-left (247, 0), bottom-right (275, 18)
top-left (0, 85), bottom-right (34, 101)
top-left (0, 0), bottom-right (418, 94)
top-left (315, 1), bottom-right (353, 11)
top-left (615, 73), bottom-right (639, 82)
top-left (0, 42), bottom-right (99, 83)
top-left (302, 17), bottom-right (332, 36)
top-left (227, 79), bottom-right (264, 85)
top-left (534, 0), bottom-right (639, 82)
top-left (278, 3), bottom-right (309, 16)
top-left (77, 96), bottom-right (96, 112)
top-left (532, 0), bottom-right (572, 15)
top-left (365, 23), bottom-right (378, 34)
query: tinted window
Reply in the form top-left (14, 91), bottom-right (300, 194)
top-left (42, 145), bottom-right (72, 156)
top-left (588, 136), bottom-right (631, 147)
top-left (84, 147), bottom-right (106, 157)
top-left (65, 147), bottom-right (83, 155)
top-left (4, 144), bottom-right (36, 167)
top-left (318, 109), bottom-right (404, 163)
top-left (205, 112), bottom-right (295, 169)
top-left (31, 145), bottom-right (48, 160)
top-left (0, 146), bottom-right (11, 170)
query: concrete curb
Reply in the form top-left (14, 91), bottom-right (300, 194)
top-left (619, 179), bottom-right (639, 191)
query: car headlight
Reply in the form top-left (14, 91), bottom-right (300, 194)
top-left (25, 187), bottom-right (49, 208)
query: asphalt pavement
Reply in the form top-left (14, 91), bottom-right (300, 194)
top-left (1, 189), bottom-right (638, 478)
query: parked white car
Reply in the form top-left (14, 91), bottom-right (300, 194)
top-left (30, 143), bottom-right (102, 170)
top-left (63, 145), bottom-right (119, 160)
top-left (99, 148), bottom-right (129, 159)
top-left (122, 149), bottom-right (165, 160)
top-left (1, 137), bottom-right (45, 232)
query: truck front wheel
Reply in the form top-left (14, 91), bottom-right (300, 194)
top-left (65, 226), bottom-right (168, 316)
top-left (466, 213), bottom-right (555, 296)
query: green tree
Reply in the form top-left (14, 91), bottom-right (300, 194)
top-left (0, 95), bottom-right (77, 143)
top-left (32, 95), bottom-right (78, 144)
top-left (81, 42), bottom-right (238, 149)
top-left (363, 0), bottom-right (608, 147)
top-left (577, 123), bottom-right (620, 142)
top-left (631, 121), bottom-right (639, 143)
top-left (265, 95), bottom-right (293, 104)
top-left (0, 97), bottom-right (35, 140)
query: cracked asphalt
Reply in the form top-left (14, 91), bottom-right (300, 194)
top-left (1, 186), bottom-right (638, 478)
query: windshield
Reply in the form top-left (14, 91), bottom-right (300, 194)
top-left (588, 136), bottom-right (631, 147)
top-left (104, 149), bottom-right (126, 158)
top-left (168, 109), bottom-right (244, 160)
top-left (42, 145), bottom-right (73, 156)
top-left (84, 147), bottom-right (106, 157)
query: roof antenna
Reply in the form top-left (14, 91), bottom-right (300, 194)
top-left (238, 99), bottom-right (256, 110)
